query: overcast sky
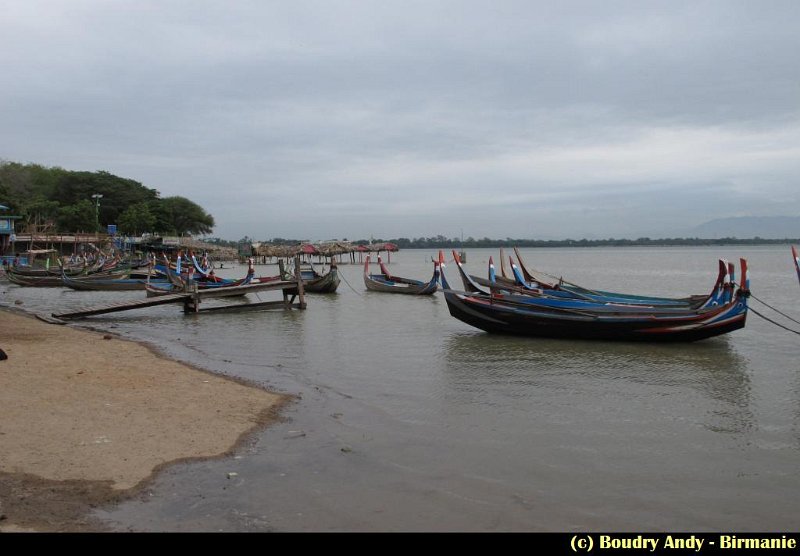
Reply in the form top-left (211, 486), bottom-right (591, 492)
top-left (2, 1), bottom-right (799, 240)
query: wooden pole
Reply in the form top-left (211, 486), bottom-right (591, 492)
top-left (183, 283), bottom-right (200, 313)
top-left (294, 254), bottom-right (306, 309)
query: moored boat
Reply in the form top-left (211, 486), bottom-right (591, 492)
top-left (144, 259), bottom-right (278, 297)
top-left (439, 250), bottom-right (749, 342)
top-left (510, 247), bottom-right (712, 307)
top-left (363, 256), bottom-right (438, 295)
top-left (5, 269), bottom-right (66, 287)
top-left (62, 272), bottom-right (169, 291)
top-left (281, 259), bottom-right (340, 293)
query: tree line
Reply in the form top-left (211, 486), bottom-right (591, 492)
top-left (373, 236), bottom-right (800, 248)
top-left (201, 234), bottom-right (800, 250)
top-left (0, 161), bottom-right (214, 236)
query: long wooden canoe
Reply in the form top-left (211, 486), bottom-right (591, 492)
top-left (363, 256), bottom-right (438, 295)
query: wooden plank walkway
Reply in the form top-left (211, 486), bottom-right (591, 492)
top-left (189, 280), bottom-right (299, 300)
top-left (52, 292), bottom-right (191, 319)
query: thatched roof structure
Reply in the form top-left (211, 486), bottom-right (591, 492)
top-left (316, 241), bottom-right (355, 256)
top-left (249, 240), bottom-right (399, 261)
top-left (357, 242), bottom-right (398, 253)
top-left (178, 238), bottom-right (238, 261)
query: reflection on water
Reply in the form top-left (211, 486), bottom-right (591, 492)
top-left (442, 332), bottom-right (749, 392)
top-left (442, 332), bottom-right (754, 436)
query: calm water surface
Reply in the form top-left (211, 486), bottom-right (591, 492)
top-left (2, 246), bottom-right (799, 531)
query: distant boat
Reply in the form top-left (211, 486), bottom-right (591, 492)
top-left (362, 255), bottom-right (438, 295)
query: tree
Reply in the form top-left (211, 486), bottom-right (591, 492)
top-left (0, 161), bottom-right (65, 210)
top-left (159, 196), bottom-right (215, 235)
top-left (0, 161), bottom-right (217, 236)
top-left (53, 170), bottom-right (158, 226)
top-left (23, 195), bottom-right (60, 231)
top-left (57, 200), bottom-right (96, 232)
top-left (118, 202), bottom-right (157, 236)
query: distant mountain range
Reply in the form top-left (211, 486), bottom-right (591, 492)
top-left (687, 216), bottom-right (800, 239)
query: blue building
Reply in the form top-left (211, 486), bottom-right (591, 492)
top-left (0, 204), bottom-right (21, 261)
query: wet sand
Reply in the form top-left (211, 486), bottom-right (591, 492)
top-left (0, 308), bottom-right (289, 531)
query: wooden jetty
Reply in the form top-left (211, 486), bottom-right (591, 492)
top-left (52, 257), bottom-right (307, 320)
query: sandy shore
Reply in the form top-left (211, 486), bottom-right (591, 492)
top-left (0, 308), bottom-right (289, 531)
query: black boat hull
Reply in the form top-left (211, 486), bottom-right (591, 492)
top-left (443, 289), bottom-right (747, 342)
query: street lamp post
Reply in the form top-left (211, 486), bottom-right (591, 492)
top-left (91, 194), bottom-right (103, 233)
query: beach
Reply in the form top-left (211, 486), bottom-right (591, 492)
top-left (0, 308), bottom-right (288, 531)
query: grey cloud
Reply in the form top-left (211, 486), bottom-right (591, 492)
top-left (1, 0), bottom-right (799, 240)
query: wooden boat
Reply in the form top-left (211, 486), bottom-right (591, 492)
top-left (466, 251), bottom-right (734, 314)
top-left (507, 255), bottom-right (715, 308)
top-left (280, 259), bottom-right (340, 293)
top-left (439, 250), bottom-right (749, 342)
top-left (363, 255), bottom-right (439, 295)
top-left (515, 247), bottom-right (714, 306)
top-left (6, 249), bottom-right (72, 277)
top-left (304, 264), bottom-right (340, 292)
top-left (62, 272), bottom-right (170, 291)
top-left (7, 249), bottom-right (139, 285)
top-left (10, 264), bottom-right (86, 278)
top-left (144, 259), bottom-right (281, 297)
top-left (5, 269), bottom-right (66, 287)
top-left (793, 246), bottom-right (800, 287)
top-left (188, 251), bottom-right (226, 282)
top-left (5, 263), bottom-right (129, 287)
top-left (473, 258), bottom-right (694, 309)
top-left (145, 274), bottom-right (255, 297)
top-left (158, 253), bottom-right (246, 289)
top-left (472, 248), bottom-right (712, 309)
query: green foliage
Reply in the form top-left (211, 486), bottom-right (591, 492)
top-left (23, 195), bottom-right (60, 228)
top-left (159, 196), bottom-right (215, 235)
top-left (52, 170), bottom-right (158, 226)
top-left (0, 161), bottom-right (65, 215)
top-left (118, 202), bottom-right (157, 235)
top-left (0, 161), bottom-right (214, 236)
top-left (57, 199), bottom-right (96, 232)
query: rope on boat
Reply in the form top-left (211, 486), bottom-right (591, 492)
top-left (337, 268), bottom-right (363, 296)
top-left (749, 306), bottom-right (800, 336)
top-left (749, 292), bottom-right (800, 326)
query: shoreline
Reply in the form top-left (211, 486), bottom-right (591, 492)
top-left (0, 307), bottom-right (291, 532)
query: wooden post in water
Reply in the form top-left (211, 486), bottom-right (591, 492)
top-left (294, 254), bottom-right (307, 309)
top-left (183, 282), bottom-right (200, 313)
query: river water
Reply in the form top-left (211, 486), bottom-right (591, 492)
top-left (2, 246), bottom-right (799, 531)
